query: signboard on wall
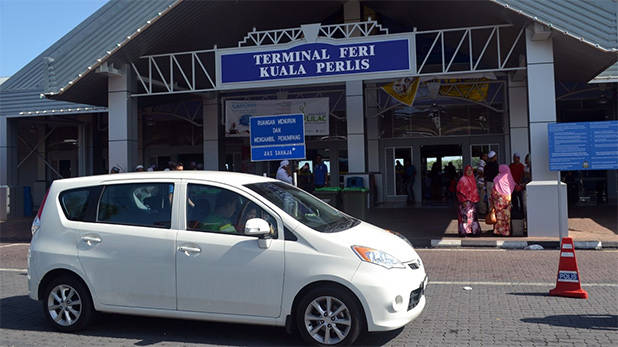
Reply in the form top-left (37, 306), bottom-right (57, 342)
top-left (548, 120), bottom-right (618, 171)
top-left (216, 34), bottom-right (415, 89)
top-left (225, 98), bottom-right (329, 137)
top-left (250, 113), bottom-right (305, 162)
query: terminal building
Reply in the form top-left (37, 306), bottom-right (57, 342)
top-left (1, 0), bottom-right (617, 237)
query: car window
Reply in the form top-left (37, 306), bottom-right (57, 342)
top-left (97, 183), bottom-right (173, 228)
top-left (187, 183), bottom-right (277, 237)
top-left (59, 186), bottom-right (102, 222)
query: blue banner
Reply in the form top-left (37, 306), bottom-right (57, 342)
top-left (221, 39), bottom-right (410, 84)
top-left (250, 114), bottom-right (306, 162)
top-left (548, 121), bottom-right (618, 171)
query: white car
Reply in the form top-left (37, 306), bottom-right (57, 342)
top-left (28, 171), bottom-right (427, 345)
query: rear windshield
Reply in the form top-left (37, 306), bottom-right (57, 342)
top-left (245, 182), bottom-right (359, 233)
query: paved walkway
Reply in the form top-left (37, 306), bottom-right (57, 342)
top-left (365, 204), bottom-right (617, 249)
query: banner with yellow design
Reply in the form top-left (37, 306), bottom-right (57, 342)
top-left (381, 77), bottom-right (420, 106)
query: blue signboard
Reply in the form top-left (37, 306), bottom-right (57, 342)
top-left (250, 113), bottom-right (306, 162)
top-left (219, 38), bottom-right (411, 85)
top-left (548, 121), bottom-right (618, 171)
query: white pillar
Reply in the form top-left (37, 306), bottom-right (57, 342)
top-left (0, 117), bottom-right (17, 220)
top-left (346, 81), bottom-right (366, 173)
top-left (203, 95), bottom-right (219, 170)
top-left (0, 117), bottom-right (16, 186)
top-left (108, 65), bottom-right (138, 173)
top-left (524, 24), bottom-right (567, 238)
top-left (508, 74), bottom-right (529, 160)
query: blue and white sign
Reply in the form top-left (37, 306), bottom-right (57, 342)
top-left (250, 113), bottom-right (306, 162)
top-left (216, 34), bottom-right (415, 89)
top-left (548, 121), bottom-right (618, 171)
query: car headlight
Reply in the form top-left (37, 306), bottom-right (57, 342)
top-left (351, 246), bottom-right (405, 269)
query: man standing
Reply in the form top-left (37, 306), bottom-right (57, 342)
top-left (484, 151), bottom-right (499, 210)
top-left (313, 154), bottom-right (328, 188)
top-left (404, 159), bottom-right (416, 204)
top-left (276, 160), bottom-right (293, 184)
top-left (509, 153), bottom-right (525, 215)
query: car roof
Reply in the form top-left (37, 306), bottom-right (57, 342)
top-left (51, 171), bottom-right (277, 190)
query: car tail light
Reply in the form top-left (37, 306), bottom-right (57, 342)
top-left (31, 189), bottom-right (49, 235)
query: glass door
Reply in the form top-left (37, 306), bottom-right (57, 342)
top-left (385, 147), bottom-right (413, 197)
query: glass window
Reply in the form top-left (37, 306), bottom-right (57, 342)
top-left (59, 186), bottom-right (102, 222)
top-left (97, 183), bottom-right (173, 228)
top-left (245, 182), bottom-right (359, 233)
top-left (186, 184), bottom-right (277, 237)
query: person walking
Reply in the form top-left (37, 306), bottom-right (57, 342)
top-left (313, 155), bottom-right (328, 188)
top-left (484, 151), bottom-right (499, 210)
top-left (476, 161), bottom-right (487, 215)
top-left (456, 165), bottom-right (481, 237)
top-left (276, 160), bottom-right (293, 184)
top-left (404, 159), bottom-right (416, 204)
top-left (491, 164), bottom-right (516, 236)
top-left (298, 163), bottom-right (314, 192)
top-left (509, 153), bottom-right (525, 215)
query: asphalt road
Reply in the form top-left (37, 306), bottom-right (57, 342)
top-left (1, 244), bottom-right (617, 346)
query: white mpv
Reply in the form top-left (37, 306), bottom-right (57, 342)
top-left (28, 171), bottom-right (427, 345)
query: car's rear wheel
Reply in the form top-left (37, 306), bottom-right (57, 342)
top-left (42, 275), bottom-right (94, 332)
top-left (296, 286), bottom-right (363, 346)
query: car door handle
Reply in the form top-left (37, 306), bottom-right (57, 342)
top-left (81, 235), bottom-right (101, 246)
top-left (178, 246), bottom-right (201, 255)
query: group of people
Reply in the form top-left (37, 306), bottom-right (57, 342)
top-left (110, 161), bottom-right (204, 174)
top-left (275, 155), bottom-right (329, 192)
top-left (456, 151), bottom-right (531, 237)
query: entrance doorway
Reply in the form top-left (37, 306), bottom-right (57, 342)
top-left (384, 147), bottom-right (413, 197)
top-left (420, 145), bottom-right (462, 204)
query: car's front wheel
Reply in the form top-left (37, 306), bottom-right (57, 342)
top-left (296, 285), bottom-right (363, 346)
top-left (42, 275), bottom-right (94, 332)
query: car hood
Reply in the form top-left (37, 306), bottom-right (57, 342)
top-left (327, 221), bottom-right (419, 263)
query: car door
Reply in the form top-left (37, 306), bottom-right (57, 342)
top-left (176, 181), bottom-right (285, 318)
top-left (77, 181), bottom-right (179, 309)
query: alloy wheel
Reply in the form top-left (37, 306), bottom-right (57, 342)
top-left (47, 284), bottom-right (82, 327)
top-left (304, 295), bottom-right (352, 345)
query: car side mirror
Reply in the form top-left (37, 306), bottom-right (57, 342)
top-left (245, 218), bottom-right (272, 249)
top-left (244, 218), bottom-right (271, 237)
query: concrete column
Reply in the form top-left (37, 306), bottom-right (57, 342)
top-left (0, 117), bottom-right (17, 186)
top-left (78, 123), bottom-right (87, 176)
top-left (346, 81), bottom-right (366, 173)
top-left (0, 117), bottom-right (17, 220)
top-left (365, 85), bottom-right (380, 173)
top-left (203, 95), bottom-right (219, 170)
top-left (524, 24), bottom-right (567, 238)
top-left (508, 75), bottom-right (529, 161)
top-left (108, 65), bottom-right (138, 173)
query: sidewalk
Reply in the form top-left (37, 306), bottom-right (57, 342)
top-left (2, 205), bottom-right (616, 249)
top-left (365, 204), bottom-right (618, 250)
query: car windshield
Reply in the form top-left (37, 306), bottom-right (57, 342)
top-left (245, 182), bottom-right (359, 233)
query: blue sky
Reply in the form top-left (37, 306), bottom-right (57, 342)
top-left (0, 0), bottom-right (107, 77)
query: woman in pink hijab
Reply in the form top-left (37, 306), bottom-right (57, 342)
top-left (456, 165), bottom-right (481, 236)
top-left (491, 164), bottom-right (516, 236)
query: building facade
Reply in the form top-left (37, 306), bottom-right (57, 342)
top-left (1, 0), bottom-right (617, 237)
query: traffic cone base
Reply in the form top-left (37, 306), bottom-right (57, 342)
top-left (549, 237), bottom-right (588, 299)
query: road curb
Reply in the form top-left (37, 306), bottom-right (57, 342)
top-left (429, 239), bottom-right (615, 250)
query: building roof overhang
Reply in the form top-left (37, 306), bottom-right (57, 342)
top-left (45, 0), bottom-right (618, 106)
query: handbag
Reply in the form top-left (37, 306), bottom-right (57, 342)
top-left (485, 208), bottom-right (497, 225)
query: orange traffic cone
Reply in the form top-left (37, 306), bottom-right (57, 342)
top-left (549, 237), bottom-right (588, 299)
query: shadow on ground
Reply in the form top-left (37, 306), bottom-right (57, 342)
top-left (521, 314), bottom-right (618, 331)
top-left (0, 295), bottom-right (400, 346)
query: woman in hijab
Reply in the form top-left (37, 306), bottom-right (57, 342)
top-left (491, 164), bottom-right (516, 236)
top-left (456, 165), bottom-right (481, 236)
